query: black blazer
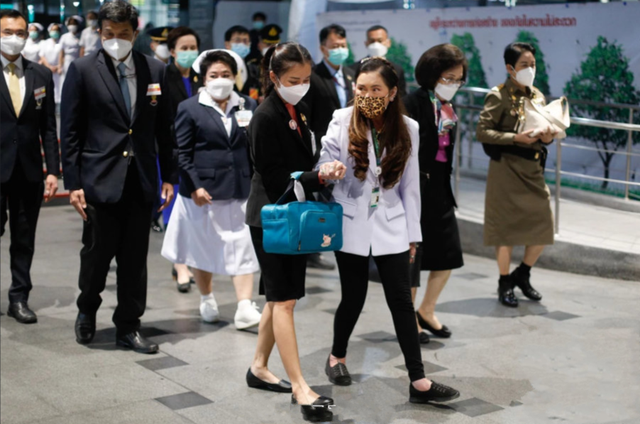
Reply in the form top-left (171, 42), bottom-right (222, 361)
top-left (1, 57), bottom-right (59, 183)
top-left (60, 49), bottom-right (177, 204)
top-left (246, 90), bottom-right (322, 227)
top-left (165, 62), bottom-right (202, 117)
top-left (349, 58), bottom-right (407, 98)
top-left (176, 93), bottom-right (257, 199)
top-left (404, 87), bottom-right (457, 206)
top-left (302, 61), bottom-right (354, 142)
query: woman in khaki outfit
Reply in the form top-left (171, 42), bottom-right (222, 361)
top-left (476, 42), bottom-right (555, 308)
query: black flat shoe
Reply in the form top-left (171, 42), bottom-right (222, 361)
top-left (246, 368), bottom-right (292, 393)
top-left (419, 331), bottom-right (430, 344)
top-left (116, 331), bottom-right (159, 354)
top-left (511, 269), bottom-right (542, 301)
top-left (498, 276), bottom-right (519, 308)
top-left (8, 302), bottom-right (37, 324)
top-left (325, 357), bottom-right (351, 386)
top-left (416, 311), bottom-right (452, 338)
top-left (409, 381), bottom-right (460, 403)
top-left (75, 312), bottom-right (96, 344)
top-left (292, 394), bottom-right (335, 421)
top-left (307, 253), bottom-right (336, 270)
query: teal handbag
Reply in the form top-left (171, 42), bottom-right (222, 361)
top-left (261, 172), bottom-right (343, 255)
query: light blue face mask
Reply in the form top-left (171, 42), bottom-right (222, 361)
top-left (49, 31), bottom-right (60, 40)
top-left (176, 50), bottom-right (199, 69)
top-left (231, 42), bottom-right (251, 59)
top-left (253, 21), bottom-right (264, 30)
top-left (328, 47), bottom-right (349, 66)
top-left (29, 31), bottom-right (39, 40)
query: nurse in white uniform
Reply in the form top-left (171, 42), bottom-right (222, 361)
top-left (58, 16), bottom-right (82, 92)
top-left (22, 23), bottom-right (43, 62)
top-left (161, 50), bottom-right (262, 330)
top-left (39, 23), bottom-right (63, 104)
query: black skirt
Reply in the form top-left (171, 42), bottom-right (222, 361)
top-left (410, 162), bottom-right (463, 286)
top-left (249, 226), bottom-right (308, 302)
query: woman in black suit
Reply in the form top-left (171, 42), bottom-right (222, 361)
top-left (161, 51), bottom-right (263, 330)
top-left (404, 44), bottom-right (467, 343)
top-left (244, 42), bottom-right (345, 422)
top-left (159, 26), bottom-right (203, 292)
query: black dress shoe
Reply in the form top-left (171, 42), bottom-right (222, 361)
top-left (75, 312), bottom-right (96, 344)
top-left (416, 311), bottom-right (452, 338)
top-left (307, 253), bottom-right (335, 270)
top-left (511, 268), bottom-right (542, 301)
top-left (292, 394), bottom-right (335, 422)
top-left (325, 357), bottom-right (351, 386)
top-left (419, 331), bottom-right (430, 344)
top-left (172, 266), bottom-right (191, 293)
top-left (246, 368), bottom-right (292, 393)
top-left (116, 331), bottom-right (159, 354)
top-left (498, 276), bottom-right (519, 308)
top-left (409, 381), bottom-right (460, 403)
top-left (7, 302), bottom-right (37, 324)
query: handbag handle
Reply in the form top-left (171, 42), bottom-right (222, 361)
top-left (275, 172), bottom-right (307, 205)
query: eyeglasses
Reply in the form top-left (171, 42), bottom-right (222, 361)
top-left (440, 77), bottom-right (465, 87)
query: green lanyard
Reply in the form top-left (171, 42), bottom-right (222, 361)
top-left (371, 127), bottom-right (382, 167)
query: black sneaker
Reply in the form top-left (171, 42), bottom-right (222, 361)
top-left (409, 381), bottom-right (460, 403)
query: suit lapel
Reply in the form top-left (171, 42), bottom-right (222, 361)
top-left (270, 92), bottom-right (314, 159)
top-left (19, 60), bottom-right (35, 118)
top-left (168, 63), bottom-right (188, 100)
top-left (316, 63), bottom-right (340, 110)
top-left (0, 72), bottom-right (14, 117)
top-left (96, 51), bottom-right (129, 123)
top-left (132, 52), bottom-right (150, 124)
top-left (344, 70), bottom-right (354, 104)
top-left (204, 105), bottom-right (230, 140)
top-left (367, 127), bottom-right (378, 179)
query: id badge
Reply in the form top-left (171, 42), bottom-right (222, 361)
top-left (370, 187), bottom-right (380, 208)
top-left (235, 110), bottom-right (253, 127)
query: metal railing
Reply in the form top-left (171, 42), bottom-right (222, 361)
top-left (449, 87), bottom-right (640, 235)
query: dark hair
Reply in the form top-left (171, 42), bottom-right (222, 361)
top-left (86, 11), bottom-right (98, 19)
top-left (504, 42), bottom-right (535, 68)
top-left (199, 50), bottom-right (238, 77)
top-left (224, 25), bottom-right (249, 42)
top-left (261, 42), bottom-right (313, 97)
top-left (319, 24), bottom-right (346, 45)
top-left (366, 25), bottom-right (388, 37)
top-left (167, 26), bottom-right (200, 51)
top-left (415, 44), bottom-right (467, 90)
top-left (98, 0), bottom-right (139, 32)
top-left (252, 12), bottom-right (266, 21)
top-left (349, 57), bottom-right (410, 189)
top-left (0, 10), bottom-right (27, 27)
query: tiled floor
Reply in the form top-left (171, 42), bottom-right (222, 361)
top-left (2, 206), bottom-right (640, 423)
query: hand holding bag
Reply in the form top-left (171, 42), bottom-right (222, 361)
top-left (517, 96), bottom-right (571, 140)
top-left (261, 172), bottom-right (343, 255)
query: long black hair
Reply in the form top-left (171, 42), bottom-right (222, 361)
top-left (260, 42), bottom-right (313, 97)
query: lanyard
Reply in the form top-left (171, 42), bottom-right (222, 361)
top-left (371, 126), bottom-right (382, 167)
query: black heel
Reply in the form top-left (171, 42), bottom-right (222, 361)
top-left (291, 394), bottom-right (335, 422)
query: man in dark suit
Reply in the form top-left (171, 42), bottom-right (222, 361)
top-left (349, 25), bottom-right (406, 98)
top-left (1, 9), bottom-right (60, 324)
top-left (60, 0), bottom-right (177, 354)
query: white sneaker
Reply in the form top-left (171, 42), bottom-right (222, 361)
top-left (234, 300), bottom-right (261, 330)
top-left (200, 297), bottom-right (220, 323)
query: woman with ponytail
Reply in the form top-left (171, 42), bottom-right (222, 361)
top-left (317, 57), bottom-right (460, 404)
top-left (244, 42), bottom-right (346, 422)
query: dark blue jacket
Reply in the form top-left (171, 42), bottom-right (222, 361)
top-left (60, 49), bottom-right (177, 204)
top-left (175, 92), bottom-right (257, 200)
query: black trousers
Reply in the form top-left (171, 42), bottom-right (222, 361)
top-left (1, 161), bottom-right (45, 303)
top-left (332, 250), bottom-right (426, 382)
top-left (76, 163), bottom-right (153, 334)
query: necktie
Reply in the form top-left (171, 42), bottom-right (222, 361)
top-left (117, 62), bottom-right (131, 118)
top-left (7, 63), bottom-right (22, 116)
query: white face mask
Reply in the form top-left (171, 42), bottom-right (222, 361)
top-left (87, 20), bottom-right (97, 28)
top-left (103, 37), bottom-right (133, 61)
top-left (206, 78), bottom-right (235, 101)
top-left (155, 43), bottom-right (170, 60)
top-left (513, 66), bottom-right (535, 87)
top-left (67, 25), bottom-right (78, 34)
top-left (367, 42), bottom-right (388, 58)
top-left (434, 83), bottom-right (459, 102)
top-left (0, 35), bottom-right (27, 56)
top-left (276, 79), bottom-right (310, 106)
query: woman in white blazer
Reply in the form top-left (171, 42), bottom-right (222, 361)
top-left (317, 57), bottom-right (460, 404)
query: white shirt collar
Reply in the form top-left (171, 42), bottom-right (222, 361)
top-left (110, 51), bottom-right (135, 72)
top-left (198, 89), bottom-right (241, 117)
top-left (2, 54), bottom-right (24, 71)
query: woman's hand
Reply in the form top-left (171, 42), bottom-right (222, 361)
top-left (539, 127), bottom-right (556, 144)
top-left (513, 129), bottom-right (538, 144)
top-left (191, 188), bottom-right (212, 206)
top-left (409, 242), bottom-right (417, 264)
top-left (320, 160), bottom-right (347, 180)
